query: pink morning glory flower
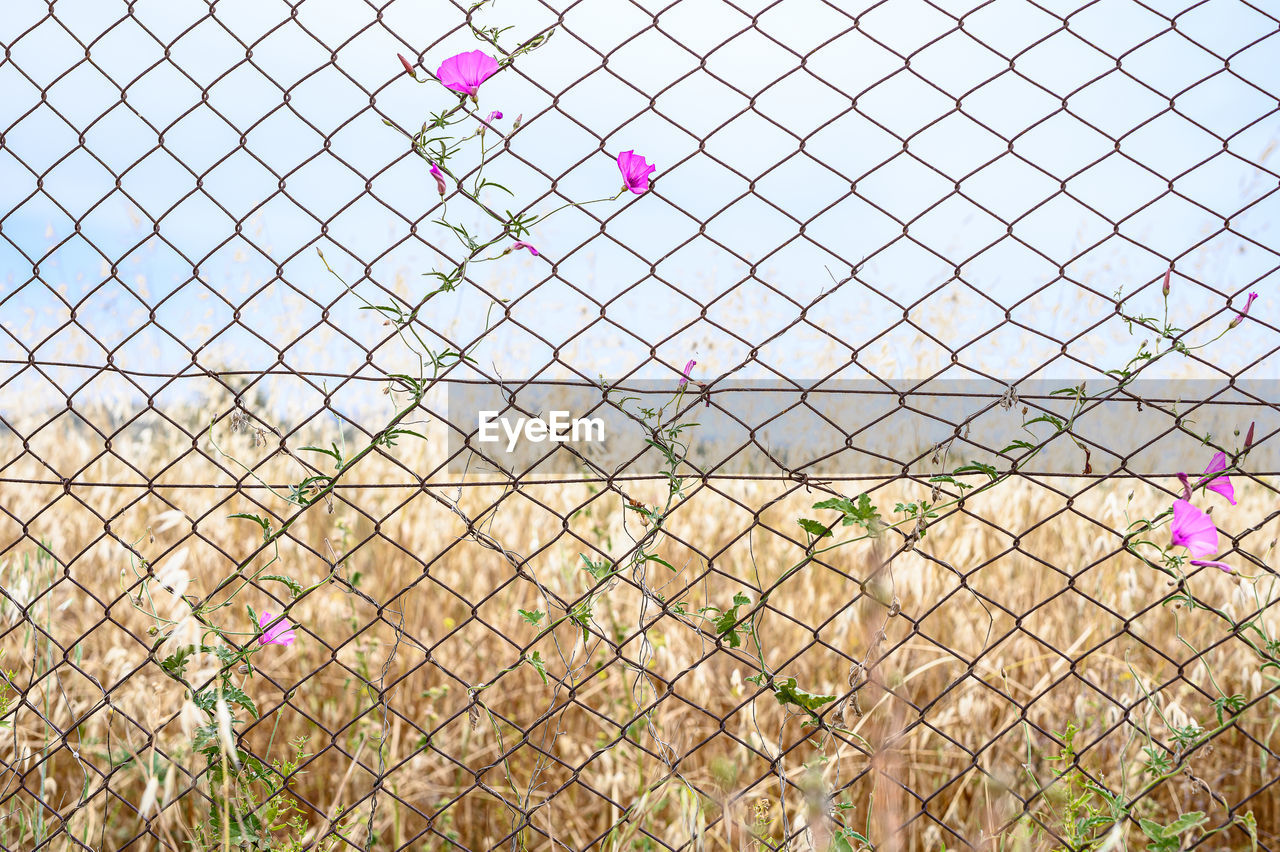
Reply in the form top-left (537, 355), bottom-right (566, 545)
top-left (1191, 559), bottom-right (1234, 573)
top-left (1195, 451), bottom-right (1236, 505)
top-left (1229, 292), bottom-right (1258, 328)
top-left (679, 359), bottom-right (696, 387)
top-left (258, 611), bottom-right (296, 647)
top-left (436, 50), bottom-right (499, 97)
top-left (429, 162), bottom-right (447, 197)
top-left (486, 110), bottom-right (503, 123)
top-left (617, 150), bottom-right (655, 195)
top-left (1170, 499), bottom-right (1218, 558)
top-left (512, 241), bottom-right (538, 256)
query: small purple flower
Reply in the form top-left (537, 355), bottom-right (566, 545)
top-left (1229, 291), bottom-right (1258, 328)
top-left (679, 359), bottom-right (696, 387)
top-left (617, 150), bottom-right (655, 195)
top-left (1170, 499), bottom-right (1218, 558)
top-left (486, 110), bottom-right (503, 123)
top-left (1195, 451), bottom-right (1235, 506)
top-left (1176, 471), bottom-right (1192, 501)
top-left (429, 162), bottom-right (447, 197)
top-left (512, 241), bottom-right (538, 256)
top-left (436, 50), bottom-right (499, 97)
top-left (258, 612), bottom-right (297, 647)
top-left (1191, 559), bottom-right (1234, 573)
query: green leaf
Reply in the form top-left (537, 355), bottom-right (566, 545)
top-left (798, 518), bottom-right (833, 538)
top-left (524, 651), bottom-right (548, 684)
top-left (193, 684), bottom-right (258, 719)
top-left (953, 461), bottom-right (999, 482)
top-left (927, 475), bottom-right (973, 492)
top-left (812, 496), bottom-right (854, 514)
top-left (478, 180), bottom-right (514, 197)
top-left (1236, 811), bottom-right (1258, 852)
top-left (1024, 414), bottom-right (1065, 431)
top-left (579, 553), bottom-right (612, 582)
top-left (812, 493), bottom-right (881, 531)
top-left (228, 513), bottom-right (271, 540)
top-left (221, 683), bottom-right (259, 719)
top-left (642, 554), bottom-right (677, 572)
top-left (1000, 439), bottom-right (1037, 454)
top-left (1162, 812), bottom-right (1207, 837)
top-left (771, 676), bottom-right (837, 718)
top-left (707, 592), bottom-right (752, 648)
top-left (300, 443), bottom-right (343, 469)
top-left (261, 574), bottom-right (303, 600)
top-left (518, 609), bottom-right (545, 626)
top-left (570, 600), bottom-right (593, 645)
top-left (161, 645), bottom-right (196, 679)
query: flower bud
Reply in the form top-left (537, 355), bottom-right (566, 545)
top-left (1176, 472), bottom-right (1192, 501)
top-left (1161, 268), bottom-right (1171, 297)
top-left (398, 53), bottom-right (417, 80)
top-left (512, 114), bottom-right (523, 131)
top-left (1244, 421), bottom-right (1255, 450)
top-left (1229, 291), bottom-right (1258, 328)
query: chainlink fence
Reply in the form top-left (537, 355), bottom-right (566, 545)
top-left (1, 0), bottom-right (1279, 849)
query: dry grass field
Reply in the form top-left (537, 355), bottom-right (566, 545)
top-left (3, 0), bottom-right (1278, 848)
top-left (1, 397), bottom-right (1277, 851)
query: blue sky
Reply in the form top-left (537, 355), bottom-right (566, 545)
top-left (1, 0), bottom-right (1278, 421)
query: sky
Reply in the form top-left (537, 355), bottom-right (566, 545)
top-left (1, 0), bottom-right (1278, 435)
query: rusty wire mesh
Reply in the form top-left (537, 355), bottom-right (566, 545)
top-left (2, 0), bottom-right (1280, 849)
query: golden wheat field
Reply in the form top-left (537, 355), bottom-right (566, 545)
top-left (1, 393), bottom-right (1277, 852)
top-left (5, 0), bottom-right (1280, 849)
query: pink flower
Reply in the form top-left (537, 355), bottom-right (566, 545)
top-left (617, 150), bottom-right (655, 195)
top-left (679, 359), bottom-right (696, 387)
top-left (1170, 499), bottom-right (1218, 558)
top-left (1191, 559), bottom-right (1234, 573)
top-left (398, 53), bottom-right (417, 80)
top-left (429, 162), bottom-right (447, 197)
top-left (436, 50), bottom-right (499, 97)
top-left (1229, 292), bottom-right (1258, 328)
top-left (512, 241), bottom-right (538, 256)
top-left (1195, 451), bottom-right (1235, 505)
top-left (258, 612), bottom-right (296, 647)
top-left (486, 110), bottom-right (503, 123)
top-left (1176, 471), bottom-right (1192, 501)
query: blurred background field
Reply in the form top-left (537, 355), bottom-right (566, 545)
top-left (1, 398), bottom-right (1278, 848)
